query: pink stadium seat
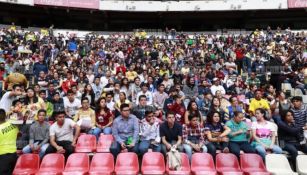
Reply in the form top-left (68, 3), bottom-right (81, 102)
top-left (191, 153), bottom-right (217, 175)
top-left (141, 152), bottom-right (165, 175)
top-left (115, 152), bottom-right (139, 175)
top-left (13, 154), bottom-right (40, 175)
top-left (166, 153), bottom-right (191, 175)
top-left (240, 154), bottom-right (270, 175)
top-left (96, 134), bottom-right (114, 152)
top-left (89, 153), bottom-right (114, 175)
top-left (36, 153), bottom-right (65, 175)
top-left (216, 153), bottom-right (243, 175)
top-left (75, 134), bottom-right (96, 153)
top-left (63, 153), bottom-right (89, 175)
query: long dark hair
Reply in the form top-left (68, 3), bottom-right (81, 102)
top-left (187, 101), bottom-right (201, 121)
top-left (95, 97), bottom-right (110, 114)
top-left (82, 84), bottom-right (95, 107)
top-left (206, 111), bottom-right (222, 125)
top-left (24, 87), bottom-right (39, 104)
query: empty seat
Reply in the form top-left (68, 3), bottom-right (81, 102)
top-left (266, 154), bottom-right (298, 175)
top-left (96, 134), bottom-right (114, 152)
top-left (240, 154), bottom-right (270, 175)
top-left (36, 153), bottom-right (65, 175)
top-left (89, 153), bottom-right (114, 175)
top-left (166, 153), bottom-right (191, 175)
top-left (63, 153), bottom-right (89, 175)
top-left (75, 134), bottom-right (96, 153)
top-left (302, 95), bottom-right (307, 104)
top-left (115, 152), bottom-right (139, 175)
top-left (297, 155), bottom-right (307, 175)
top-left (191, 153), bottom-right (217, 175)
top-left (216, 153), bottom-right (243, 175)
top-left (141, 152), bottom-right (165, 175)
top-left (13, 154), bottom-right (40, 175)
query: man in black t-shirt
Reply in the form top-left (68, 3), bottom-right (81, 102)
top-left (160, 112), bottom-right (183, 155)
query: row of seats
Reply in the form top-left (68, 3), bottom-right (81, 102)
top-left (14, 152), bottom-right (305, 175)
top-left (76, 134), bottom-right (113, 153)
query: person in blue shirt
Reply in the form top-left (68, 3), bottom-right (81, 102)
top-left (110, 103), bottom-right (139, 159)
top-left (33, 55), bottom-right (48, 78)
top-left (226, 111), bottom-right (256, 158)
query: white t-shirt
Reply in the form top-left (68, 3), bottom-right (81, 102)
top-left (0, 92), bottom-right (16, 113)
top-left (106, 101), bottom-right (115, 111)
top-left (211, 85), bottom-right (226, 95)
top-left (136, 91), bottom-right (153, 106)
top-left (50, 118), bottom-right (76, 142)
top-left (63, 97), bottom-right (81, 117)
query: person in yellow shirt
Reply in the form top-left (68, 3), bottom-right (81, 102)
top-left (125, 65), bottom-right (138, 82)
top-left (0, 108), bottom-right (19, 174)
top-left (249, 90), bottom-right (271, 119)
top-left (5, 68), bottom-right (28, 90)
top-left (74, 97), bottom-right (98, 139)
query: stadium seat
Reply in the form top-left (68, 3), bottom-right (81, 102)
top-left (240, 154), bottom-right (270, 175)
top-left (294, 88), bottom-right (304, 96)
top-left (115, 152), bottom-right (139, 175)
top-left (36, 153), bottom-right (65, 175)
top-left (216, 153), bottom-right (243, 175)
top-left (191, 153), bottom-right (217, 175)
top-left (265, 154), bottom-right (298, 175)
top-left (96, 134), bottom-right (114, 152)
top-left (75, 134), bottom-right (97, 153)
top-left (141, 152), bottom-right (165, 175)
top-left (13, 154), bottom-right (40, 175)
top-left (89, 153), bottom-right (114, 175)
top-left (63, 153), bottom-right (90, 175)
top-left (297, 155), bottom-right (307, 175)
top-left (166, 153), bottom-right (191, 175)
top-left (302, 95), bottom-right (307, 104)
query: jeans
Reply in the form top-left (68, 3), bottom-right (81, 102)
top-left (22, 141), bottom-right (49, 158)
top-left (138, 140), bottom-right (162, 156)
top-left (45, 140), bottom-right (74, 159)
top-left (102, 127), bottom-right (112, 134)
top-left (183, 144), bottom-right (207, 162)
top-left (283, 142), bottom-right (307, 168)
top-left (88, 128), bottom-right (101, 140)
top-left (110, 141), bottom-right (139, 159)
top-left (229, 141), bottom-right (256, 158)
top-left (255, 144), bottom-right (282, 160)
top-left (243, 57), bottom-right (252, 75)
top-left (206, 142), bottom-right (229, 159)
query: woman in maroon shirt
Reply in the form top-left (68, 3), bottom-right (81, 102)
top-left (95, 97), bottom-right (114, 134)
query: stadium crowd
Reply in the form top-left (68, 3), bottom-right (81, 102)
top-left (0, 25), bottom-right (306, 174)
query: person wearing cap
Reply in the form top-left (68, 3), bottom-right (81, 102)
top-left (210, 78), bottom-right (226, 95)
top-left (138, 110), bottom-right (161, 156)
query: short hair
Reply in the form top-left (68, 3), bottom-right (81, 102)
top-left (39, 90), bottom-right (46, 94)
top-left (54, 111), bottom-right (66, 117)
top-left (167, 111), bottom-right (175, 117)
top-left (234, 111), bottom-right (243, 117)
top-left (0, 108), bottom-right (6, 122)
top-left (12, 84), bottom-right (21, 90)
top-left (291, 96), bottom-right (302, 102)
top-left (138, 95), bottom-right (147, 101)
top-left (120, 103), bottom-right (130, 111)
top-left (145, 110), bottom-right (154, 116)
top-left (67, 89), bottom-right (74, 95)
top-left (37, 109), bottom-right (46, 115)
top-left (81, 97), bottom-right (89, 102)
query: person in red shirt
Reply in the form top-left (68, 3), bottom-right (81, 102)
top-left (167, 95), bottom-right (186, 125)
top-left (116, 62), bottom-right (127, 75)
top-left (234, 44), bottom-right (245, 74)
top-left (95, 97), bottom-right (114, 134)
top-left (61, 71), bottom-right (77, 94)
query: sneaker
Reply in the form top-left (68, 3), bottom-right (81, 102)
top-left (223, 147), bottom-right (230, 153)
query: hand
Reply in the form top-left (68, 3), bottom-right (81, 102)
top-left (127, 143), bottom-right (135, 148)
top-left (35, 145), bottom-right (41, 152)
top-left (193, 144), bottom-right (201, 152)
top-left (221, 137), bottom-right (229, 142)
top-left (30, 145), bottom-right (35, 152)
top-left (56, 146), bottom-right (65, 154)
top-left (166, 143), bottom-right (172, 150)
top-left (121, 142), bottom-right (126, 149)
top-left (71, 140), bottom-right (76, 147)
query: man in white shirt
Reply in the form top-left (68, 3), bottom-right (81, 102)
top-left (136, 83), bottom-right (153, 106)
top-left (138, 111), bottom-right (161, 156)
top-left (0, 84), bottom-right (23, 113)
top-left (91, 77), bottom-right (103, 101)
top-left (100, 70), bottom-right (112, 88)
top-left (210, 78), bottom-right (226, 95)
top-left (106, 93), bottom-right (115, 111)
top-left (45, 111), bottom-right (80, 158)
top-left (64, 90), bottom-right (81, 119)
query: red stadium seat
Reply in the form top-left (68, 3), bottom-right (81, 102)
top-left (115, 152), bottom-right (139, 175)
top-left (63, 153), bottom-right (89, 175)
top-left (240, 154), bottom-right (270, 175)
top-left (166, 153), bottom-right (191, 175)
top-left (216, 153), bottom-right (243, 175)
top-left (96, 134), bottom-right (114, 152)
top-left (191, 153), bottom-right (217, 175)
top-left (13, 154), bottom-right (40, 175)
top-left (141, 152), bottom-right (165, 175)
top-left (36, 153), bottom-right (65, 175)
top-left (89, 153), bottom-right (114, 175)
top-left (75, 134), bottom-right (96, 153)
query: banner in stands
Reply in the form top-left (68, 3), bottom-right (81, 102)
top-left (34, 0), bottom-right (99, 9)
top-left (288, 0), bottom-right (307, 8)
